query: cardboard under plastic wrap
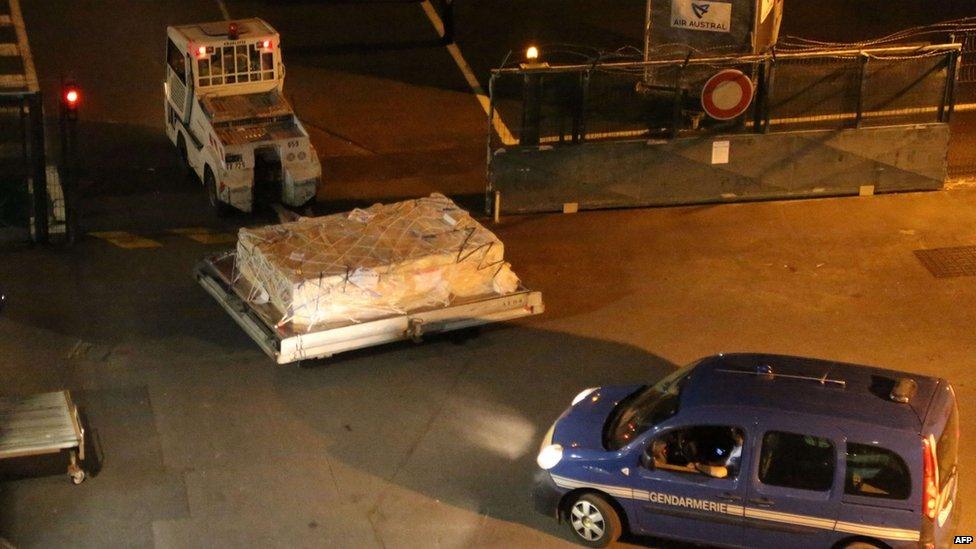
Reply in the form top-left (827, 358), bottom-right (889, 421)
top-left (235, 194), bottom-right (521, 329)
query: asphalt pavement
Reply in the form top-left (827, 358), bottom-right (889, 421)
top-left (2, 1), bottom-right (976, 548)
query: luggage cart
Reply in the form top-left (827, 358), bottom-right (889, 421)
top-left (0, 391), bottom-right (87, 484)
top-left (195, 251), bottom-right (545, 365)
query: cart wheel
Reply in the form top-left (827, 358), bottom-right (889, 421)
top-left (69, 468), bottom-right (86, 485)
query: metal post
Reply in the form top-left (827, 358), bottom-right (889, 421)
top-left (855, 53), bottom-right (868, 128)
top-left (940, 48), bottom-right (959, 123)
top-left (671, 65), bottom-right (684, 138)
top-left (572, 71), bottom-right (588, 144)
top-left (521, 72), bottom-right (542, 146)
top-left (763, 56), bottom-right (775, 133)
top-left (643, 0), bottom-right (653, 84)
top-left (59, 86), bottom-right (78, 245)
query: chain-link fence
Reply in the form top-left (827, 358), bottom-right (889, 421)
top-left (488, 44), bottom-right (960, 149)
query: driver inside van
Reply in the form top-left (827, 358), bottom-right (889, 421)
top-left (650, 427), bottom-right (742, 479)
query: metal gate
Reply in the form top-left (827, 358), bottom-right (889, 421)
top-left (959, 32), bottom-right (976, 86)
top-left (947, 31), bottom-right (976, 178)
top-left (0, 91), bottom-right (50, 243)
top-left (488, 43), bottom-right (959, 214)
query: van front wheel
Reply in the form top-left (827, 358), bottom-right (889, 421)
top-left (204, 166), bottom-right (232, 218)
top-left (566, 493), bottom-right (621, 547)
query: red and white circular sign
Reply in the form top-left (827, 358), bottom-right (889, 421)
top-left (701, 69), bottom-right (754, 120)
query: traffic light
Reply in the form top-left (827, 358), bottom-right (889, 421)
top-left (61, 81), bottom-right (80, 120)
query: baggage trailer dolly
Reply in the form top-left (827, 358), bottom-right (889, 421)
top-left (0, 391), bottom-right (87, 484)
top-left (195, 251), bottom-right (545, 365)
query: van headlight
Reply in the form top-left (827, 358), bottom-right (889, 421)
top-left (572, 387), bottom-right (599, 406)
top-left (537, 444), bottom-right (563, 470)
top-left (537, 423), bottom-right (563, 469)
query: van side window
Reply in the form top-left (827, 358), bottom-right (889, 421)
top-left (845, 443), bottom-right (911, 499)
top-left (648, 426), bottom-right (745, 479)
top-left (759, 431), bottom-right (834, 491)
top-left (937, 404), bottom-right (959, 490)
top-left (167, 39), bottom-right (186, 84)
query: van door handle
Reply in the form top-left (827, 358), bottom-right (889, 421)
top-left (717, 492), bottom-right (742, 502)
top-left (748, 497), bottom-right (774, 508)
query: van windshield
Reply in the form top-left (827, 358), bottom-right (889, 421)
top-left (603, 362), bottom-right (695, 450)
top-left (197, 43), bottom-right (275, 87)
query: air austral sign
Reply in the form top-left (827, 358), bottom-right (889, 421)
top-left (671, 0), bottom-right (732, 33)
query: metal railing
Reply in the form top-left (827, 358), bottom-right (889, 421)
top-left (488, 43), bottom-right (962, 149)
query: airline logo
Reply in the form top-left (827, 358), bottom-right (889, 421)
top-left (671, 0), bottom-right (732, 33)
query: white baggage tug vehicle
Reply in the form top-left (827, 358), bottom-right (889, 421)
top-left (164, 18), bottom-right (321, 215)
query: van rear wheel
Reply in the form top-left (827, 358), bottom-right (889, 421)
top-left (566, 493), bottom-right (621, 547)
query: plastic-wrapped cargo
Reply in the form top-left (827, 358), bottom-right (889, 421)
top-left (234, 193), bottom-right (521, 329)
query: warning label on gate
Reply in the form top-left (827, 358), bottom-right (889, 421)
top-left (671, 0), bottom-right (732, 33)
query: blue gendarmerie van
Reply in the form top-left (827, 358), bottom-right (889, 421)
top-left (533, 354), bottom-right (960, 548)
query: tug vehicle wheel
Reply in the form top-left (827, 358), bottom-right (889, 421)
top-left (204, 166), bottom-right (233, 218)
top-left (176, 133), bottom-right (192, 179)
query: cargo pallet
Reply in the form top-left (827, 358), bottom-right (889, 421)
top-left (195, 251), bottom-right (545, 365)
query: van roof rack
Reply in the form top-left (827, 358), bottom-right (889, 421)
top-left (716, 364), bottom-right (847, 388)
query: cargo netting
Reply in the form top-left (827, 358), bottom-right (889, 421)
top-left (234, 193), bottom-right (520, 329)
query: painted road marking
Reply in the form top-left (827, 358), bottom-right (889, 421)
top-left (168, 227), bottom-right (237, 244)
top-left (418, 0), bottom-right (516, 145)
top-left (0, 15), bottom-right (10, 26)
top-left (8, 0), bottom-right (38, 92)
top-left (89, 231), bottom-right (163, 249)
top-left (0, 43), bottom-right (18, 56)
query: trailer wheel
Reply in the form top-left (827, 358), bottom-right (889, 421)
top-left (204, 166), bottom-right (233, 218)
top-left (69, 467), bottom-right (86, 485)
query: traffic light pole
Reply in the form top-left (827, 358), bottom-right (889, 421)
top-left (59, 79), bottom-right (79, 245)
top-left (643, 0), bottom-right (652, 83)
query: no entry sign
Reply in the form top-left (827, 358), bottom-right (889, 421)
top-left (701, 69), bottom-right (754, 120)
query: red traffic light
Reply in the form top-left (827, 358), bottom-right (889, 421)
top-left (63, 86), bottom-right (80, 107)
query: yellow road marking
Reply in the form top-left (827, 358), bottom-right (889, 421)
top-left (0, 43), bottom-right (19, 56)
top-left (89, 231), bottom-right (163, 249)
top-left (169, 227), bottom-right (237, 244)
top-left (419, 0), bottom-right (517, 145)
top-left (0, 15), bottom-right (10, 26)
